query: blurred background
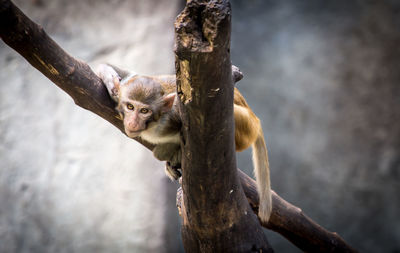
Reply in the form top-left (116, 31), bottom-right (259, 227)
top-left (0, 0), bottom-right (399, 252)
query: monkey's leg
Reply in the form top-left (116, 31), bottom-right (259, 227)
top-left (153, 143), bottom-right (181, 180)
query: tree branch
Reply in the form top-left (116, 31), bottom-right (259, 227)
top-left (0, 0), bottom-right (155, 150)
top-left (238, 170), bottom-right (358, 253)
top-left (0, 0), bottom-right (358, 252)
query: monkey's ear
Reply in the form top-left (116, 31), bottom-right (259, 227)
top-left (161, 93), bottom-right (176, 112)
top-left (96, 64), bottom-right (121, 102)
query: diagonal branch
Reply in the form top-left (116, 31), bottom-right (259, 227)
top-left (0, 0), bottom-right (155, 150)
top-left (0, 0), bottom-right (117, 126)
top-left (0, 0), bottom-right (358, 252)
top-left (238, 170), bottom-right (358, 253)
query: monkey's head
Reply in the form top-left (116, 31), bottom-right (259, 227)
top-left (113, 76), bottom-right (176, 138)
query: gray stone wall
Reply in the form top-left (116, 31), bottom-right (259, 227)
top-left (0, 0), bottom-right (182, 252)
top-left (1, 0), bottom-right (399, 252)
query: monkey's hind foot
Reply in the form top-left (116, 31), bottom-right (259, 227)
top-left (165, 162), bottom-right (181, 180)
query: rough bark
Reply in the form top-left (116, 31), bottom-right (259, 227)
top-left (0, 0), bottom-right (358, 252)
top-left (174, 0), bottom-right (272, 252)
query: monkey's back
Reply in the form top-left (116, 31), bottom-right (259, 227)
top-left (233, 88), bottom-right (261, 151)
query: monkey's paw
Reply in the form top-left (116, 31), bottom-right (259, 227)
top-left (165, 162), bottom-right (181, 180)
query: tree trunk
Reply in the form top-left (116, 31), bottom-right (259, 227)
top-left (174, 1), bottom-right (272, 252)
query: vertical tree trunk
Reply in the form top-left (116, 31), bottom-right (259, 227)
top-left (174, 1), bottom-right (273, 252)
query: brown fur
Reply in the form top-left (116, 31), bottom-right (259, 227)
top-left (233, 88), bottom-right (261, 151)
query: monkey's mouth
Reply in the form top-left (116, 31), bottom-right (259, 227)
top-left (126, 130), bottom-right (141, 138)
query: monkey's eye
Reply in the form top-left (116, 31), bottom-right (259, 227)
top-left (140, 108), bottom-right (150, 114)
top-left (126, 103), bottom-right (134, 110)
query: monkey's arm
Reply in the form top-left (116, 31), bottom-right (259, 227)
top-left (107, 64), bottom-right (133, 80)
top-left (153, 143), bottom-right (182, 180)
top-left (96, 64), bottom-right (121, 101)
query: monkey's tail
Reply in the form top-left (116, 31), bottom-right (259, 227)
top-left (252, 131), bottom-right (272, 223)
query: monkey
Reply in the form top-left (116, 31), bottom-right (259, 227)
top-left (96, 63), bottom-right (272, 223)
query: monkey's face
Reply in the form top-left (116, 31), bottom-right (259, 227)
top-left (120, 100), bottom-right (154, 138)
top-left (116, 77), bottom-right (164, 137)
top-left (116, 76), bottom-right (176, 138)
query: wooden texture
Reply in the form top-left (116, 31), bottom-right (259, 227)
top-left (174, 1), bottom-right (273, 252)
top-left (0, 0), bottom-right (358, 252)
